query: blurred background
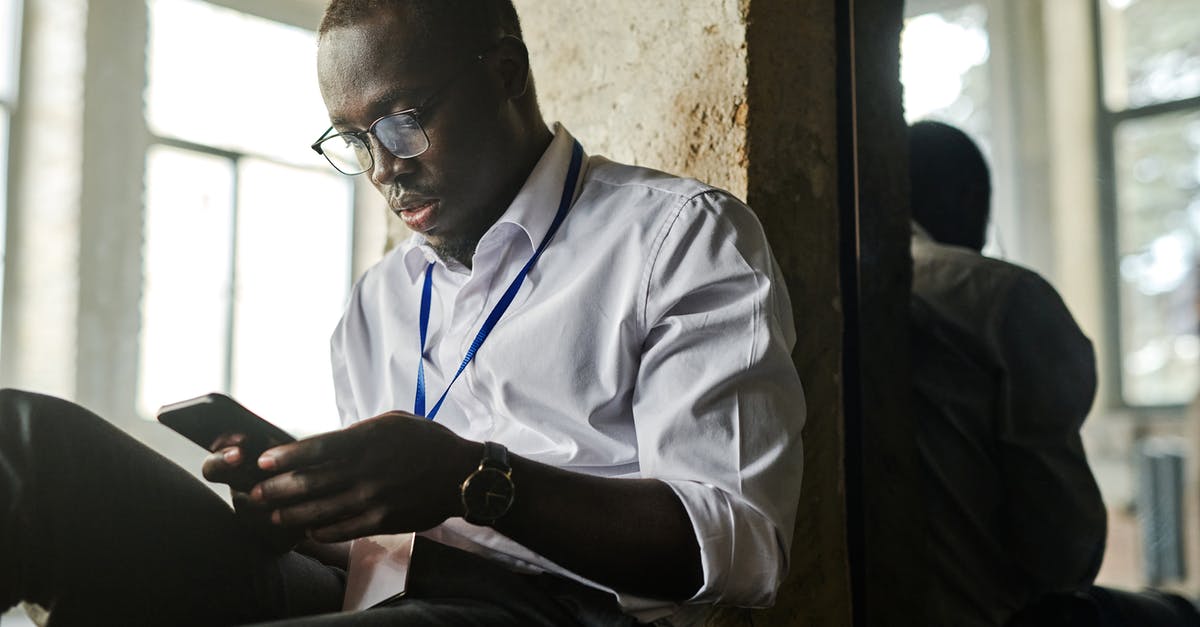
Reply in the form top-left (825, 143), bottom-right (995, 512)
top-left (0, 0), bottom-right (1199, 623)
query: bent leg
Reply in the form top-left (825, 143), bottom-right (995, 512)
top-left (249, 537), bottom-right (637, 627)
top-left (0, 389), bottom-right (343, 626)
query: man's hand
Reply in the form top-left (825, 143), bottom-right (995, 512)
top-left (202, 433), bottom-right (305, 553)
top-left (247, 412), bottom-right (479, 543)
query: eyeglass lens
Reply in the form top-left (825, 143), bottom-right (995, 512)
top-left (318, 112), bottom-right (431, 174)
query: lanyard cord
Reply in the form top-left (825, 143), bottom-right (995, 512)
top-left (414, 140), bottom-right (584, 420)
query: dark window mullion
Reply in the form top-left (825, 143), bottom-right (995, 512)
top-left (1111, 95), bottom-right (1200, 125)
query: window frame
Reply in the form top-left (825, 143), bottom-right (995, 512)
top-left (1092, 0), bottom-right (1200, 411)
top-left (139, 0), bottom-right (356, 421)
top-left (0, 0), bottom-right (24, 357)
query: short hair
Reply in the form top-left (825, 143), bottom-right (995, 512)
top-left (908, 120), bottom-right (992, 251)
top-left (319, 0), bottom-right (523, 44)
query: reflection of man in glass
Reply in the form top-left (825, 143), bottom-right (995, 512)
top-left (908, 120), bottom-right (1107, 626)
top-left (0, 1), bottom-right (806, 624)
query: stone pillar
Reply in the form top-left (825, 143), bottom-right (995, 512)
top-left (1, 0), bottom-right (88, 395)
top-left (743, 1), bottom-right (853, 625)
top-left (74, 0), bottom-right (149, 421)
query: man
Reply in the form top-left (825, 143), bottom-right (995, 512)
top-left (0, 1), bottom-right (805, 624)
top-left (907, 120), bottom-right (1107, 626)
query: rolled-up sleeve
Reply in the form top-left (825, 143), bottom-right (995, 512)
top-left (631, 191), bottom-right (806, 607)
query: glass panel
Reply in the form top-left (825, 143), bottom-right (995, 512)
top-left (0, 0), bottom-right (19, 104)
top-left (0, 113), bottom-right (8, 355)
top-left (229, 158), bottom-right (352, 437)
top-left (900, 4), bottom-right (992, 157)
top-left (146, 0), bottom-right (329, 167)
top-left (137, 145), bottom-right (235, 418)
top-left (1101, 0), bottom-right (1200, 110)
top-left (1115, 109), bottom-right (1200, 405)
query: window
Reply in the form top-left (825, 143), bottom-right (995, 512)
top-left (140, 0), bottom-right (352, 436)
top-left (0, 0), bottom-right (21, 354)
top-left (1098, 0), bottom-right (1200, 406)
top-left (900, 1), bottom-right (1011, 256)
top-left (901, 3), bottom-right (993, 156)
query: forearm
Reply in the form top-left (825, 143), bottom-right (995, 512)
top-left (250, 415), bottom-right (704, 600)
top-left (489, 452), bottom-right (703, 601)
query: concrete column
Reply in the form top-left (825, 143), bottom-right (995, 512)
top-left (74, 0), bottom-right (149, 421)
top-left (1, 0), bottom-right (87, 395)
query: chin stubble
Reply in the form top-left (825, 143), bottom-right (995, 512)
top-left (430, 237), bottom-right (479, 267)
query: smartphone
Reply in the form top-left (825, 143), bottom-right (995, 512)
top-left (157, 392), bottom-right (296, 454)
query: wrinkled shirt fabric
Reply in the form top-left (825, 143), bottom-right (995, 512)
top-left (330, 125), bottom-right (806, 623)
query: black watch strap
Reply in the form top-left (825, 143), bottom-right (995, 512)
top-left (481, 441), bottom-right (510, 470)
top-left (461, 441), bottom-right (515, 526)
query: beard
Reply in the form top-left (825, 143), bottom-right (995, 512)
top-left (430, 236), bottom-right (479, 268)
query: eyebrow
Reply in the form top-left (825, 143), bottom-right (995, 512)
top-left (329, 84), bottom-right (423, 128)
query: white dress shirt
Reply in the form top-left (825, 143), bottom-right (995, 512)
top-left (330, 124), bottom-right (805, 623)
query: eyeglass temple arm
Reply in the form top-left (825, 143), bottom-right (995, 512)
top-left (311, 127), bottom-right (336, 154)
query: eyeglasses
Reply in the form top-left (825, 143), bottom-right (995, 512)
top-left (311, 51), bottom-right (487, 176)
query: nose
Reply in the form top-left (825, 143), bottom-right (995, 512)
top-left (368, 135), bottom-right (416, 186)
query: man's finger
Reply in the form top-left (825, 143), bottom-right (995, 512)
top-left (201, 446), bottom-right (244, 482)
top-left (307, 507), bottom-right (388, 543)
top-left (270, 487), bottom-right (373, 530)
top-left (258, 429), bottom-right (355, 472)
top-left (251, 462), bottom-right (350, 504)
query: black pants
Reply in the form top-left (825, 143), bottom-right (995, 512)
top-left (0, 389), bottom-right (638, 626)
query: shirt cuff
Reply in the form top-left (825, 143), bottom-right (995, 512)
top-left (658, 479), bottom-right (788, 608)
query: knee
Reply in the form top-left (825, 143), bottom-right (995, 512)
top-left (0, 387), bottom-right (25, 404)
top-left (0, 388), bottom-right (43, 409)
top-left (0, 388), bottom-right (95, 438)
top-left (0, 388), bottom-right (40, 440)
top-left (0, 388), bottom-right (35, 423)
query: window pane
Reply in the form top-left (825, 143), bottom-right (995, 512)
top-left (0, 0), bottom-right (19, 103)
top-left (138, 145), bottom-right (235, 417)
top-left (1115, 109), bottom-right (1200, 405)
top-left (229, 158), bottom-right (352, 436)
top-left (146, 0), bottom-right (329, 166)
top-left (1101, 0), bottom-right (1200, 110)
top-left (0, 113), bottom-right (7, 355)
top-left (900, 4), bottom-right (992, 157)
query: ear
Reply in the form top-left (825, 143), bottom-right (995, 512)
top-left (487, 35), bottom-right (531, 100)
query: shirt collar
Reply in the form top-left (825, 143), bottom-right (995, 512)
top-left (400, 123), bottom-right (584, 282)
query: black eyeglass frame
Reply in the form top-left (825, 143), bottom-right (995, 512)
top-left (310, 44), bottom-right (500, 175)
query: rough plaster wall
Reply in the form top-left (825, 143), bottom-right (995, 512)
top-left (740, 1), bottom-right (851, 625)
top-left (387, 0), bottom-right (752, 265)
top-left (514, 0), bottom-right (750, 200)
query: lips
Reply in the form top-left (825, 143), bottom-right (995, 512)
top-left (393, 196), bottom-right (440, 232)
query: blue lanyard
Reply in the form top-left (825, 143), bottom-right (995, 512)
top-left (414, 140), bottom-right (584, 420)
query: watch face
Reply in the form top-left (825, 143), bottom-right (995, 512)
top-left (463, 467), bottom-right (514, 522)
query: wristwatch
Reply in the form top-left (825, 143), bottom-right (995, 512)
top-left (460, 441), bottom-right (515, 526)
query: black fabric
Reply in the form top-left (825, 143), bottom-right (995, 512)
top-left (0, 389), bottom-right (640, 627)
top-left (251, 536), bottom-right (640, 626)
top-left (0, 389), bottom-right (346, 626)
top-left (1009, 586), bottom-right (1200, 627)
